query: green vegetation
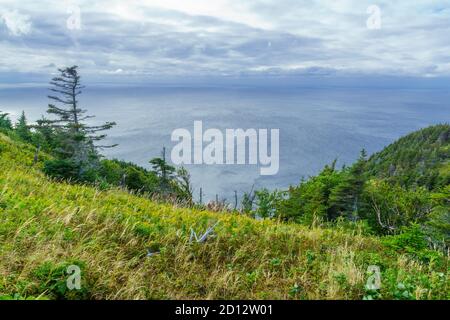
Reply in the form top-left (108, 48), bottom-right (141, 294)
top-left (261, 125), bottom-right (449, 252)
top-left (1, 67), bottom-right (193, 205)
top-left (366, 124), bottom-right (449, 190)
top-left (41, 66), bottom-right (116, 182)
top-left (0, 67), bottom-right (448, 300)
top-left (0, 132), bottom-right (448, 300)
top-left (0, 110), bottom-right (13, 132)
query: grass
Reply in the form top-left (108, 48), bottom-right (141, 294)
top-left (0, 133), bottom-right (448, 300)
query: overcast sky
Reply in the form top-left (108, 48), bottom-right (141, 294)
top-left (1, 0), bottom-right (450, 83)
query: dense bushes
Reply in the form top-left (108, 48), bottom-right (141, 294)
top-left (43, 159), bottom-right (83, 181)
top-left (275, 164), bottom-right (342, 224)
top-left (99, 159), bottom-right (159, 193)
top-left (363, 180), bottom-right (432, 234)
top-left (0, 140), bottom-right (448, 299)
top-left (248, 125), bottom-right (449, 253)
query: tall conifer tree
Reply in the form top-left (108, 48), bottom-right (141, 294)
top-left (44, 66), bottom-right (116, 173)
top-left (15, 111), bottom-right (32, 142)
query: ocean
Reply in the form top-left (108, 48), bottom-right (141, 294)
top-left (1, 85), bottom-right (449, 202)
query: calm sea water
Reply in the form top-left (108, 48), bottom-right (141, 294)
top-left (1, 85), bottom-right (449, 201)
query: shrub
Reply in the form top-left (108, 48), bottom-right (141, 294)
top-left (383, 224), bottom-right (428, 253)
top-left (383, 224), bottom-right (445, 266)
top-left (43, 159), bottom-right (81, 181)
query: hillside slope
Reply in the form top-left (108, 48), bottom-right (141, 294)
top-left (0, 133), bottom-right (448, 300)
top-left (366, 124), bottom-right (450, 189)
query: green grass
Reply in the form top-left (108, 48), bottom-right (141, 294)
top-left (0, 133), bottom-right (448, 300)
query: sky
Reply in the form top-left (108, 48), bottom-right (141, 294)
top-left (0, 0), bottom-right (450, 84)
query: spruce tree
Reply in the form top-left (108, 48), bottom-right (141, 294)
top-left (150, 147), bottom-right (176, 194)
top-left (15, 111), bottom-right (32, 142)
top-left (175, 167), bottom-right (193, 204)
top-left (32, 116), bottom-right (57, 152)
top-left (44, 66), bottom-right (116, 174)
top-left (328, 149), bottom-right (368, 220)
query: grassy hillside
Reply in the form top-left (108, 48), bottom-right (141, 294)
top-left (0, 133), bottom-right (448, 300)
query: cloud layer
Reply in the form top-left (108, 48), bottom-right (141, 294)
top-left (0, 0), bottom-right (449, 81)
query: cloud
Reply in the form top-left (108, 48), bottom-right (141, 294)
top-left (0, 0), bottom-right (449, 81)
top-left (0, 9), bottom-right (32, 36)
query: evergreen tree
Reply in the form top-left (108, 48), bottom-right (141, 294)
top-left (275, 162), bottom-right (342, 223)
top-left (175, 167), bottom-right (193, 204)
top-left (31, 116), bottom-right (57, 152)
top-left (426, 186), bottom-right (450, 249)
top-left (15, 111), bottom-right (32, 142)
top-left (0, 110), bottom-right (12, 131)
top-left (328, 149), bottom-right (368, 220)
top-left (241, 186), bottom-right (256, 214)
top-left (43, 66), bottom-right (116, 176)
top-left (150, 147), bottom-right (176, 194)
